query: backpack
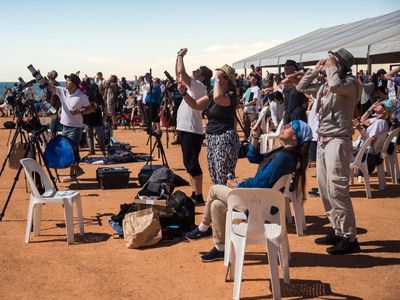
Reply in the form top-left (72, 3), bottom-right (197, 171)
top-left (137, 166), bottom-right (175, 199)
top-left (163, 190), bottom-right (195, 232)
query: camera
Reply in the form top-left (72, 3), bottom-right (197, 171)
top-left (27, 64), bottom-right (48, 89)
top-left (164, 71), bottom-right (177, 91)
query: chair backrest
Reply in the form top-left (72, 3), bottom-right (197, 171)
top-left (272, 174), bottom-right (291, 192)
top-left (20, 158), bottom-right (54, 198)
top-left (352, 136), bottom-right (375, 166)
top-left (381, 128), bottom-right (400, 157)
top-left (227, 188), bottom-right (286, 242)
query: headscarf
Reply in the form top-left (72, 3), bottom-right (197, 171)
top-left (291, 120), bottom-right (313, 146)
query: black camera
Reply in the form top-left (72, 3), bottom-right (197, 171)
top-left (27, 64), bottom-right (48, 89)
top-left (164, 71), bottom-right (177, 91)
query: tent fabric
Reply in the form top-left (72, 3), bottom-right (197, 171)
top-left (233, 10), bottom-right (400, 69)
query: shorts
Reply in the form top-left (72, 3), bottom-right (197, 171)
top-left (61, 125), bottom-right (83, 147)
top-left (180, 131), bottom-right (204, 177)
top-left (107, 98), bottom-right (116, 115)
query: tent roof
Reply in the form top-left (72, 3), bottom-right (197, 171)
top-left (233, 10), bottom-right (400, 69)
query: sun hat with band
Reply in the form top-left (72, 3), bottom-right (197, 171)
top-left (290, 120), bottom-right (313, 146)
top-left (381, 99), bottom-right (397, 114)
top-left (215, 64), bottom-right (237, 86)
top-left (328, 48), bottom-right (355, 73)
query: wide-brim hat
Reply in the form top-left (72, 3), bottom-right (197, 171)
top-left (283, 59), bottom-right (299, 70)
top-left (64, 73), bottom-right (81, 86)
top-left (329, 48), bottom-right (355, 72)
top-left (215, 64), bottom-right (236, 86)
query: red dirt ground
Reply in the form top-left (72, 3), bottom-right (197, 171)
top-left (0, 119), bottom-right (399, 299)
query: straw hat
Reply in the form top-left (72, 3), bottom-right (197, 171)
top-left (215, 64), bottom-right (236, 86)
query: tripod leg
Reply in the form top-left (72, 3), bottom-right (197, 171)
top-left (0, 127), bottom-right (22, 177)
top-left (35, 142), bottom-right (58, 191)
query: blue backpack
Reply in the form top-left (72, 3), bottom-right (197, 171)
top-left (44, 135), bottom-right (78, 169)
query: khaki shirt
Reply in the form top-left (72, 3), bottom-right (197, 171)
top-left (297, 67), bottom-right (361, 137)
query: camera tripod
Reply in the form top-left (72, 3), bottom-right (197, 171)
top-left (0, 109), bottom-right (57, 222)
top-left (146, 130), bottom-right (169, 168)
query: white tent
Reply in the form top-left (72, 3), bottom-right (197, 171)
top-left (233, 10), bottom-right (400, 69)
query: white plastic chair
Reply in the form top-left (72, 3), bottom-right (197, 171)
top-left (350, 136), bottom-right (386, 198)
top-left (284, 177), bottom-right (307, 236)
top-left (224, 188), bottom-right (289, 300)
top-left (260, 119), bottom-right (284, 154)
top-left (381, 128), bottom-right (400, 184)
top-left (20, 158), bottom-right (84, 244)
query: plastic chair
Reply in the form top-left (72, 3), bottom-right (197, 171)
top-left (350, 136), bottom-right (386, 198)
top-left (260, 119), bottom-right (284, 154)
top-left (381, 128), bottom-right (400, 184)
top-left (20, 158), bottom-right (84, 244)
top-left (284, 177), bottom-right (307, 236)
top-left (224, 188), bottom-right (289, 300)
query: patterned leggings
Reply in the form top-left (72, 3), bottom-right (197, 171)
top-left (206, 129), bottom-right (241, 185)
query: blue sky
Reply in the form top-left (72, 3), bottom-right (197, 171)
top-left (0, 0), bottom-right (398, 81)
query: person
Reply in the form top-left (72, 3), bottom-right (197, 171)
top-left (353, 100), bottom-right (395, 173)
top-left (297, 48), bottom-right (362, 255)
top-left (241, 73), bottom-right (262, 139)
top-left (0, 88), bottom-right (13, 117)
top-left (175, 47), bottom-right (212, 205)
top-left (185, 119), bottom-right (312, 262)
top-left (104, 75), bottom-right (119, 129)
top-left (269, 90), bottom-right (285, 130)
top-left (281, 60), bottom-right (308, 124)
top-left (48, 73), bottom-right (91, 182)
top-left (145, 77), bottom-right (162, 133)
top-left (384, 66), bottom-right (400, 126)
top-left (177, 64), bottom-right (241, 185)
top-left (358, 74), bottom-right (375, 115)
top-left (95, 72), bottom-right (107, 97)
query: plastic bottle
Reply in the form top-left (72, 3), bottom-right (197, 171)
top-left (43, 100), bottom-right (56, 114)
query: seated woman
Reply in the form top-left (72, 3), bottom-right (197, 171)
top-left (185, 120), bottom-right (312, 262)
top-left (353, 99), bottom-right (395, 173)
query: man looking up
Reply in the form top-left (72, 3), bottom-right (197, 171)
top-left (175, 47), bottom-right (212, 205)
top-left (49, 73), bottom-right (91, 182)
top-left (297, 48), bottom-right (361, 255)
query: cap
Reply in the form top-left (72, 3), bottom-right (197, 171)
top-left (64, 73), bottom-right (81, 86)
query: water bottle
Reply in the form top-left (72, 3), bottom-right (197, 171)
top-left (108, 219), bottom-right (124, 237)
top-left (43, 100), bottom-right (56, 114)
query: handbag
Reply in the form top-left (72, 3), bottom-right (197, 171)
top-left (123, 208), bottom-right (162, 249)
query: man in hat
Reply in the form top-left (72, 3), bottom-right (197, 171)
top-left (175, 48), bottom-right (212, 205)
top-left (49, 73), bottom-right (91, 182)
top-left (297, 48), bottom-right (362, 255)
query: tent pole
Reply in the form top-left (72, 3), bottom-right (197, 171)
top-left (367, 45), bottom-right (372, 74)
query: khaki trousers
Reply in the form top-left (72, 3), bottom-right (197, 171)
top-left (202, 185), bottom-right (233, 246)
top-left (317, 137), bottom-right (356, 239)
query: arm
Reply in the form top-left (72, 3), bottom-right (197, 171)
top-left (296, 69), bottom-right (321, 96)
top-left (326, 67), bottom-right (358, 97)
top-left (175, 48), bottom-right (191, 87)
top-left (213, 70), bottom-right (231, 107)
top-left (177, 81), bottom-right (209, 111)
top-left (384, 66), bottom-right (400, 81)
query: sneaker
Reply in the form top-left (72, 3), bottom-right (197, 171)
top-left (201, 247), bottom-right (224, 262)
top-left (326, 237), bottom-right (361, 255)
top-left (191, 193), bottom-right (205, 206)
top-left (308, 190), bottom-right (320, 197)
top-left (185, 226), bottom-right (212, 241)
top-left (62, 176), bottom-right (77, 183)
top-left (314, 232), bottom-right (342, 245)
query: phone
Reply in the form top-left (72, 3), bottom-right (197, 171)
top-left (248, 92), bottom-right (254, 102)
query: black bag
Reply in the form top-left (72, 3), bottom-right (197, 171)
top-left (363, 152), bottom-right (384, 175)
top-left (138, 165), bottom-right (164, 186)
top-left (238, 140), bottom-right (249, 159)
top-left (3, 121), bottom-right (16, 129)
top-left (137, 166), bottom-right (175, 199)
top-left (164, 190), bottom-right (195, 231)
top-left (107, 151), bottom-right (135, 163)
top-left (111, 203), bottom-right (138, 226)
top-left (107, 142), bottom-right (131, 155)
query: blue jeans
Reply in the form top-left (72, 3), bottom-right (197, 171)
top-left (62, 125), bottom-right (83, 148)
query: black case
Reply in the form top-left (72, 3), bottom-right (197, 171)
top-left (96, 167), bottom-right (130, 189)
top-left (138, 165), bottom-right (164, 186)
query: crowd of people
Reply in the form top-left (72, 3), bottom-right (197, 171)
top-left (1, 48), bottom-right (399, 259)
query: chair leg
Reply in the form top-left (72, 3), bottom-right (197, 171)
top-left (292, 199), bottom-right (305, 236)
top-left (25, 201), bottom-right (35, 243)
top-left (224, 212), bottom-right (232, 267)
top-left (63, 199), bottom-right (75, 244)
top-left (284, 197), bottom-right (293, 224)
top-left (266, 241), bottom-right (281, 300)
top-left (232, 237), bottom-right (246, 300)
top-left (74, 195), bottom-right (85, 235)
top-left (33, 204), bottom-right (43, 236)
top-left (377, 164), bottom-right (386, 191)
top-left (363, 170), bottom-right (372, 199)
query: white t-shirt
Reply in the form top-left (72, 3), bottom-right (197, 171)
top-left (243, 86), bottom-right (262, 113)
top-left (365, 117), bottom-right (388, 153)
top-left (387, 80), bottom-right (396, 100)
top-left (56, 87), bottom-right (90, 128)
top-left (176, 78), bottom-right (207, 134)
top-left (270, 101), bottom-right (284, 127)
top-left (307, 97), bottom-right (319, 142)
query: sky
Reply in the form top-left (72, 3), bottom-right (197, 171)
top-left (0, 0), bottom-right (399, 81)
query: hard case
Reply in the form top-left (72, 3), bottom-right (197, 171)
top-left (96, 167), bottom-right (130, 189)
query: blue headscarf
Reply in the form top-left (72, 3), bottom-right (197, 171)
top-left (291, 120), bottom-right (313, 146)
